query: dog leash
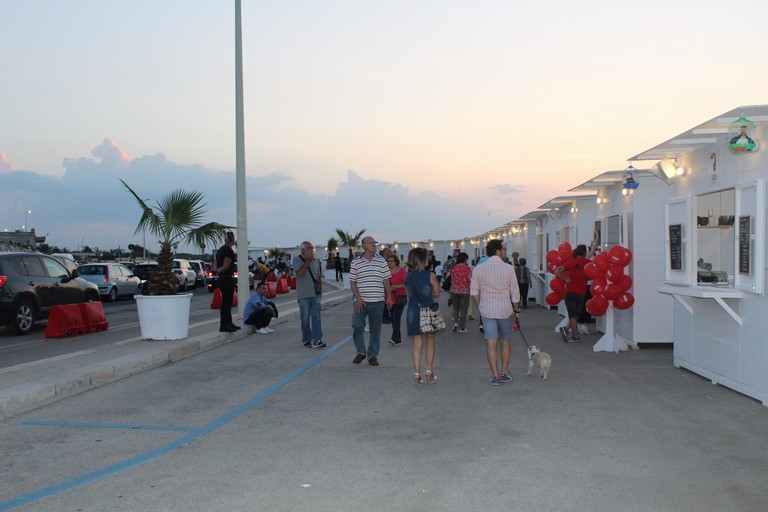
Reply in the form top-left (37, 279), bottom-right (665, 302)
top-left (514, 319), bottom-right (531, 348)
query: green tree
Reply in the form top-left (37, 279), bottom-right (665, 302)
top-left (335, 228), bottom-right (366, 261)
top-left (326, 237), bottom-right (339, 269)
top-left (121, 179), bottom-right (232, 295)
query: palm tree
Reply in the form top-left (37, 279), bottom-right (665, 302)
top-left (335, 228), bottom-right (366, 261)
top-left (326, 237), bottom-right (339, 269)
top-left (121, 179), bottom-right (232, 295)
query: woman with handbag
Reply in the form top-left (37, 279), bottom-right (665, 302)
top-left (404, 248), bottom-right (442, 385)
top-left (387, 254), bottom-right (407, 346)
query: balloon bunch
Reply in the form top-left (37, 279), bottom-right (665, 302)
top-left (543, 243), bottom-right (635, 317)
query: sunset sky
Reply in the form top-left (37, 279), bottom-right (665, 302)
top-left (2, 0), bottom-right (767, 252)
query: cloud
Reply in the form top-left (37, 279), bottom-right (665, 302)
top-left (0, 142), bottom-right (510, 252)
top-left (0, 151), bottom-right (15, 172)
top-left (492, 184), bottom-right (524, 194)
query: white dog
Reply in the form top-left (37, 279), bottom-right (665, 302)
top-left (527, 345), bottom-right (551, 380)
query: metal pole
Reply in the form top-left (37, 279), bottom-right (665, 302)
top-left (235, 0), bottom-right (249, 311)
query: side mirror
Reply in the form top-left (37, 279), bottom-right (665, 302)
top-left (70, 269), bottom-right (80, 278)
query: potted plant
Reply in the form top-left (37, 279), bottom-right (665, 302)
top-left (121, 179), bottom-right (231, 340)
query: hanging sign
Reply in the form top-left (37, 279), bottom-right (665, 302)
top-left (728, 116), bottom-right (758, 154)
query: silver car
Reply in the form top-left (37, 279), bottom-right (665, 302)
top-left (77, 263), bottom-right (142, 301)
top-left (171, 259), bottom-right (197, 291)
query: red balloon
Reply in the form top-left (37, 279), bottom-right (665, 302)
top-left (603, 283), bottom-right (622, 301)
top-left (586, 297), bottom-right (608, 317)
top-left (548, 262), bottom-right (559, 274)
top-left (614, 293), bottom-right (635, 310)
top-left (605, 265), bottom-right (625, 283)
top-left (619, 248), bottom-right (633, 267)
top-left (545, 292), bottom-right (563, 306)
top-left (558, 242), bottom-right (572, 253)
top-left (593, 252), bottom-right (611, 273)
top-left (591, 293), bottom-right (609, 311)
top-left (546, 250), bottom-right (559, 264)
top-left (590, 277), bottom-right (607, 296)
top-left (558, 249), bottom-right (572, 263)
top-left (549, 278), bottom-right (565, 294)
top-left (608, 245), bottom-right (625, 265)
top-left (617, 274), bottom-right (633, 292)
top-left (583, 262), bottom-right (602, 279)
top-left (562, 259), bottom-right (577, 270)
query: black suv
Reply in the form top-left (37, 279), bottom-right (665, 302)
top-left (131, 262), bottom-right (159, 294)
top-left (0, 252), bottom-right (101, 335)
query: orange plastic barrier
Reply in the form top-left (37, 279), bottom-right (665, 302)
top-left (266, 272), bottom-right (277, 282)
top-left (45, 304), bottom-right (87, 338)
top-left (265, 281), bottom-right (277, 298)
top-left (276, 278), bottom-right (289, 294)
top-left (78, 301), bottom-right (109, 332)
top-left (210, 288), bottom-right (238, 309)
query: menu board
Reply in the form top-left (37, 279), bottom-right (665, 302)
top-left (739, 215), bottom-right (751, 275)
top-left (669, 224), bottom-right (683, 270)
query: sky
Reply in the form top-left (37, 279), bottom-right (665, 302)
top-left (2, 0), bottom-right (768, 253)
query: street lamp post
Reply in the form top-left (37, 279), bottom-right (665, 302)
top-left (24, 210), bottom-right (31, 232)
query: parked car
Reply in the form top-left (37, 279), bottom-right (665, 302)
top-left (171, 259), bottom-right (197, 291)
top-left (131, 262), bottom-right (159, 294)
top-left (77, 263), bottom-right (142, 302)
top-left (206, 263), bottom-right (254, 293)
top-left (0, 252), bottom-right (101, 335)
top-left (188, 260), bottom-right (208, 288)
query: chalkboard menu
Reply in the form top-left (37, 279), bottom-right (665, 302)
top-left (739, 215), bottom-right (751, 275)
top-left (669, 224), bottom-right (683, 270)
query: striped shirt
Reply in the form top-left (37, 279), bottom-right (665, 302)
top-left (349, 254), bottom-right (391, 302)
top-left (470, 256), bottom-right (520, 319)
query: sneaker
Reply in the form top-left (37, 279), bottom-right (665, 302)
top-left (479, 325), bottom-right (484, 333)
top-left (452, 323), bottom-right (458, 332)
top-left (499, 373), bottom-right (513, 383)
top-left (468, 315), bottom-right (475, 321)
top-left (457, 328), bottom-right (468, 333)
top-left (490, 376), bottom-right (501, 386)
top-left (559, 326), bottom-right (570, 343)
top-left (577, 323), bottom-right (590, 335)
top-left (311, 340), bottom-right (327, 348)
top-left (264, 327), bottom-right (275, 333)
top-left (389, 339), bottom-right (402, 346)
top-left (364, 325), bottom-right (370, 332)
top-left (566, 334), bottom-right (581, 343)
top-left (303, 342), bottom-right (312, 348)
top-left (256, 327), bottom-right (270, 334)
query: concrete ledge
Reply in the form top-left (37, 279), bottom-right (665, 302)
top-left (0, 383), bottom-right (56, 417)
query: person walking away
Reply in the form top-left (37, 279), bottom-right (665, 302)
top-left (243, 283), bottom-right (277, 334)
top-left (518, 257), bottom-right (531, 308)
top-left (215, 231), bottom-right (240, 333)
top-left (470, 239), bottom-right (521, 385)
top-left (294, 241), bottom-right (325, 348)
top-left (334, 252), bottom-right (343, 282)
top-left (556, 234), bottom-right (599, 342)
top-left (449, 252), bottom-right (472, 333)
top-left (387, 254), bottom-right (407, 346)
top-left (350, 236), bottom-right (392, 366)
top-left (405, 248), bottom-right (441, 385)
top-left (434, 261), bottom-right (443, 287)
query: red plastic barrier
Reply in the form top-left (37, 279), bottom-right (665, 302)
top-left (266, 272), bottom-right (277, 282)
top-left (78, 301), bottom-right (109, 332)
top-left (290, 276), bottom-right (297, 290)
top-left (265, 281), bottom-right (277, 298)
top-left (276, 278), bottom-right (289, 294)
top-left (45, 304), bottom-right (87, 338)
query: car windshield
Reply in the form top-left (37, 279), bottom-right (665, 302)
top-left (78, 265), bottom-right (105, 276)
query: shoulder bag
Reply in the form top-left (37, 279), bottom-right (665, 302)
top-left (300, 256), bottom-right (322, 295)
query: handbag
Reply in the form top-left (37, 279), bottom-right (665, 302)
top-left (441, 274), bottom-right (452, 292)
top-left (300, 256), bottom-right (322, 295)
top-left (395, 294), bottom-right (408, 306)
top-left (419, 304), bottom-right (446, 334)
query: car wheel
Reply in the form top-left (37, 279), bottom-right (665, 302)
top-left (10, 298), bottom-right (35, 335)
top-left (85, 291), bottom-right (100, 302)
top-left (179, 280), bottom-right (186, 292)
top-left (136, 285), bottom-right (142, 296)
top-left (108, 287), bottom-right (118, 302)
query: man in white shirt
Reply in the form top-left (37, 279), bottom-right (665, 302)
top-left (470, 239), bottom-right (521, 386)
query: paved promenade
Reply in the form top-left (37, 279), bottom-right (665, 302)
top-left (1, 281), bottom-right (767, 511)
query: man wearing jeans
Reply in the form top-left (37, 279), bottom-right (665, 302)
top-left (470, 239), bottom-right (521, 385)
top-left (294, 241), bottom-right (325, 348)
top-left (349, 236), bottom-right (393, 366)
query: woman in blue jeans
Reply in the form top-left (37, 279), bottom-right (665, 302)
top-left (405, 248), bottom-right (441, 385)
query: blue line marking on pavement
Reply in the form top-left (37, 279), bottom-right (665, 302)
top-left (0, 335), bottom-right (351, 511)
top-left (19, 420), bottom-right (198, 432)
top-left (205, 354), bottom-right (315, 360)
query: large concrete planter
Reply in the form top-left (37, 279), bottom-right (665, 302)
top-left (134, 293), bottom-right (193, 340)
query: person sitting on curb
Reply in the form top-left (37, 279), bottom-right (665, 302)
top-left (243, 283), bottom-right (279, 334)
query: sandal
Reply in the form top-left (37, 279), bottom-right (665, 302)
top-left (414, 373), bottom-right (422, 385)
top-left (426, 370), bottom-right (437, 384)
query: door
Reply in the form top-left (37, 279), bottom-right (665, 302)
top-left (41, 256), bottom-right (81, 305)
top-left (20, 255), bottom-right (56, 310)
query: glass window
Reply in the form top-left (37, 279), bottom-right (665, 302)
top-left (21, 256), bottom-right (46, 277)
top-left (41, 256), bottom-right (69, 279)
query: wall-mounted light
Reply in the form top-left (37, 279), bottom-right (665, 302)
top-left (570, 206), bottom-right (578, 213)
top-left (596, 197), bottom-right (603, 204)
